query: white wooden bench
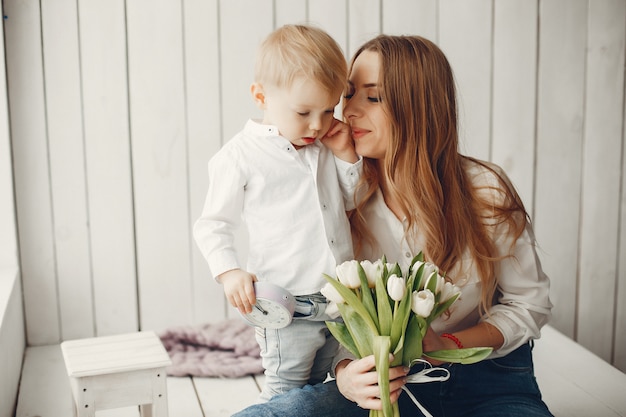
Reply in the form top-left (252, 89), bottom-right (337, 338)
top-left (13, 325), bottom-right (626, 417)
top-left (533, 326), bottom-right (626, 416)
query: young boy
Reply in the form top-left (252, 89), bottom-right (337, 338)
top-left (193, 24), bottom-right (361, 401)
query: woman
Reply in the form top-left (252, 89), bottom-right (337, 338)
top-left (233, 34), bottom-right (553, 417)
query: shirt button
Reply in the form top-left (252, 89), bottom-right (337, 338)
top-left (321, 203), bottom-right (328, 210)
top-left (329, 239), bottom-right (335, 246)
top-left (405, 252), bottom-right (411, 258)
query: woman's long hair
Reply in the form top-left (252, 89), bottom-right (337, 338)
top-left (349, 35), bottom-right (528, 313)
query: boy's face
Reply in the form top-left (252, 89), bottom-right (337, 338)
top-left (253, 77), bottom-right (339, 148)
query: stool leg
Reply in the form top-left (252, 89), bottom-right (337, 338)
top-left (140, 404), bottom-right (152, 417)
top-left (139, 369), bottom-right (169, 417)
top-left (74, 377), bottom-right (95, 417)
top-left (140, 400), bottom-right (169, 417)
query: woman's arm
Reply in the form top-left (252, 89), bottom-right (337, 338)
top-left (422, 322), bottom-right (504, 365)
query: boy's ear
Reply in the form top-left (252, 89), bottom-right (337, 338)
top-left (250, 82), bottom-right (267, 109)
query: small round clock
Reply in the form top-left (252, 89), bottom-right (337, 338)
top-left (241, 282), bottom-right (296, 329)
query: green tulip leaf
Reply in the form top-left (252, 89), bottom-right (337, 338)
top-left (373, 336), bottom-right (393, 417)
top-left (430, 293), bottom-right (460, 320)
top-left (424, 347), bottom-right (493, 364)
top-left (388, 263), bottom-right (402, 278)
top-left (411, 262), bottom-right (425, 291)
top-left (323, 274), bottom-right (379, 335)
top-left (391, 332), bottom-right (405, 367)
top-left (401, 315), bottom-right (424, 366)
top-left (426, 271), bottom-right (438, 294)
top-left (410, 251), bottom-right (424, 266)
top-left (326, 321), bottom-right (360, 358)
top-left (375, 273), bottom-right (393, 336)
top-left (357, 263), bottom-right (379, 330)
top-left (339, 303), bottom-right (374, 357)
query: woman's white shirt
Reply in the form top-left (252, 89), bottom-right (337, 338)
top-left (359, 159), bottom-right (552, 357)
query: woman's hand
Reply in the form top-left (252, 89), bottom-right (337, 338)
top-left (422, 327), bottom-right (458, 366)
top-left (335, 356), bottom-right (408, 410)
top-left (321, 118), bottom-right (358, 163)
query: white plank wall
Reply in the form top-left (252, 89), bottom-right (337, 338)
top-left (0, 1), bottom-right (17, 271)
top-left (491, 1), bottom-right (537, 209)
top-left (3, 0), bottom-right (626, 372)
top-left (5, 0), bottom-right (60, 345)
top-left (42, 0), bottom-right (94, 341)
top-left (578, 0), bottom-right (625, 360)
top-left (535, 0), bottom-right (587, 341)
top-left (78, 0), bottom-right (139, 337)
top-left (184, 0), bottom-right (226, 324)
top-left (0, 4), bottom-right (25, 416)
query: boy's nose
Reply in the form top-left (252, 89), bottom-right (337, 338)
top-left (309, 119), bottom-right (322, 132)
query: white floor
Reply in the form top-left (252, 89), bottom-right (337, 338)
top-left (14, 325), bottom-right (626, 417)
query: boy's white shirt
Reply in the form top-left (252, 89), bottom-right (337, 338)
top-left (193, 119), bottom-right (362, 296)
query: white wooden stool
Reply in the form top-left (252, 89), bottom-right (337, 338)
top-left (60, 331), bottom-right (172, 417)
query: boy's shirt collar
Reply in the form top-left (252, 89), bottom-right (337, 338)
top-left (246, 118), bottom-right (279, 137)
top-left (245, 119), bottom-right (323, 153)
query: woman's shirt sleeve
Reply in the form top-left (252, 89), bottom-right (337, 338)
top-left (476, 164), bottom-right (553, 356)
top-left (482, 222), bottom-right (553, 356)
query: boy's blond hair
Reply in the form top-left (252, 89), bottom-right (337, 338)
top-left (254, 24), bottom-right (347, 98)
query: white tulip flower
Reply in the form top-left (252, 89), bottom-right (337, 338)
top-left (386, 274), bottom-right (406, 301)
top-left (360, 259), bottom-right (382, 288)
top-left (336, 260), bottom-right (361, 289)
top-left (411, 289), bottom-right (435, 318)
top-left (408, 260), bottom-right (425, 280)
top-left (424, 271), bottom-right (445, 294)
top-left (320, 282), bottom-right (345, 304)
top-left (324, 301), bottom-right (341, 319)
top-left (420, 263), bottom-right (439, 289)
top-left (440, 281), bottom-right (460, 303)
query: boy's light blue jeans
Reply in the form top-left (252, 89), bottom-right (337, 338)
top-left (256, 294), bottom-right (339, 401)
top-left (235, 342), bottom-right (554, 416)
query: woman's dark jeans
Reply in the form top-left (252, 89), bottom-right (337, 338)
top-left (232, 342), bottom-right (553, 417)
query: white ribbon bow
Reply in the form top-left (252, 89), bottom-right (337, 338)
top-left (401, 359), bottom-right (451, 417)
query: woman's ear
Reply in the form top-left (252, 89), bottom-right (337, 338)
top-left (251, 82), bottom-right (266, 109)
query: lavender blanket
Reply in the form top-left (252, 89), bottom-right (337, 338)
top-left (159, 318), bottom-right (263, 378)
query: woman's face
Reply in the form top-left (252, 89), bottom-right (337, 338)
top-left (344, 50), bottom-right (390, 160)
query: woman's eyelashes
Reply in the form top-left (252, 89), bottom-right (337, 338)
top-left (343, 91), bottom-right (381, 103)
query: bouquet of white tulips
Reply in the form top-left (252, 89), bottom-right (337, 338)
top-left (321, 253), bottom-right (492, 417)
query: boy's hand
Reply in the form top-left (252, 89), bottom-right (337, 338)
top-left (218, 269), bottom-right (257, 314)
top-left (321, 118), bottom-right (358, 163)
